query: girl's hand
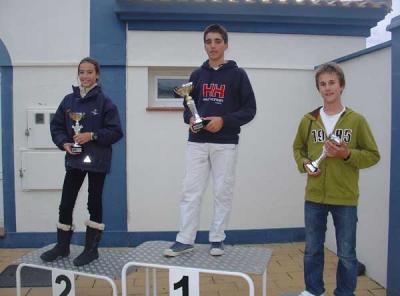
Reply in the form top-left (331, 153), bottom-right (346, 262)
top-left (73, 132), bottom-right (92, 145)
top-left (63, 143), bottom-right (78, 155)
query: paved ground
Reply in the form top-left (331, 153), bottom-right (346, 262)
top-left (0, 242), bottom-right (386, 296)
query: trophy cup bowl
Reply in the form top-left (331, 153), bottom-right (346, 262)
top-left (174, 82), bottom-right (206, 132)
top-left (69, 112), bottom-right (85, 154)
top-left (305, 134), bottom-right (342, 173)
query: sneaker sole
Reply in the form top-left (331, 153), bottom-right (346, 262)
top-left (209, 249), bottom-right (224, 256)
top-left (163, 247), bottom-right (194, 257)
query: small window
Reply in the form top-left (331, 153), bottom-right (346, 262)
top-left (148, 67), bottom-right (193, 109)
top-left (156, 76), bottom-right (187, 101)
top-left (35, 113), bottom-right (45, 124)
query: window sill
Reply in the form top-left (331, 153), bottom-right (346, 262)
top-left (146, 107), bottom-right (184, 112)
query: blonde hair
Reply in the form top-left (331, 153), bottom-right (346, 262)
top-left (315, 62), bottom-right (345, 90)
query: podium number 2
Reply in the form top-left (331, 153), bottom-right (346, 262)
top-left (169, 267), bottom-right (199, 296)
top-left (52, 270), bottom-right (75, 296)
top-left (55, 275), bottom-right (71, 296)
top-left (174, 275), bottom-right (189, 295)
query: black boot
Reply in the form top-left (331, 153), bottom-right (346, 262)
top-left (40, 223), bottom-right (73, 262)
top-left (73, 221), bottom-right (104, 266)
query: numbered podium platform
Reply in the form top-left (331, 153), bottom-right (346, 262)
top-left (14, 241), bottom-right (272, 296)
top-left (15, 244), bottom-right (133, 296)
top-left (121, 240), bottom-right (272, 296)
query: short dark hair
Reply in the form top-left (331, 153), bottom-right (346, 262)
top-left (315, 62), bottom-right (345, 90)
top-left (203, 24), bottom-right (228, 44)
top-left (78, 57), bottom-right (100, 76)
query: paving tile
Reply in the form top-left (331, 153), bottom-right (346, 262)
top-left (25, 287), bottom-right (52, 296)
top-left (356, 276), bottom-right (383, 290)
top-left (353, 290), bottom-right (374, 296)
top-left (1, 287), bottom-right (30, 296)
top-left (75, 275), bottom-right (96, 287)
top-left (369, 288), bottom-right (387, 296)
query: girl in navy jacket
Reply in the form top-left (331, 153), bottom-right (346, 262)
top-left (41, 57), bottom-right (123, 266)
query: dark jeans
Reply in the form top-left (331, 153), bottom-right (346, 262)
top-left (304, 201), bottom-right (358, 296)
top-left (59, 169), bottom-right (106, 225)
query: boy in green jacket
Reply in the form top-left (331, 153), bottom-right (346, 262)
top-left (293, 62), bottom-right (380, 296)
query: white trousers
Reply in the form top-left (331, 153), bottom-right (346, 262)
top-left (176, 142), bottom-right (238, 245)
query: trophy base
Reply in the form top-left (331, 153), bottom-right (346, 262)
top-left (305, 162), bottom-right (318, 173)
top-left (192, 121), bottom-right (204, 132)
top-left (71, 145), bottom-right (83, 154)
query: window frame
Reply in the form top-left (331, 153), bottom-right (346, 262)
top-left (147, 67), bottom-right (194, 110)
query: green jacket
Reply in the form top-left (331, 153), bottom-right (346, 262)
top-left (293, 107), bottom-right (380, 206)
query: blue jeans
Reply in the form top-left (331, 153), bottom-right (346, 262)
top-left (304, 201), bottom-right (358, 296)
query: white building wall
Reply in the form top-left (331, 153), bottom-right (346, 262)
top-left (126, 30), bottom-right (366, 231)
top-left (0, 0), bottom-right (91, 231)
top-left (0, 0), bottom-right (90, 65)
top-left (128, 31), bottom-right (365, 68)
top-left (324, 48), bottom-right (391, 287)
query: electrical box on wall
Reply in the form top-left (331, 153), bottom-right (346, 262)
top-left (20, 150), bottom-right (65, 190)
top-left (26, 108), bottom-right (57, 148)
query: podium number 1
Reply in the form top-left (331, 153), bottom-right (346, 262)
top-left (174, 275), bottom-right (189, 295)
top-left (169, 267), bottom-right (199, 296)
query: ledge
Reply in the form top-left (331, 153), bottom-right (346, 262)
top-left (146, 107), bottom-right (184, 112)
top-left (115, 0), bottom-right (388, 37)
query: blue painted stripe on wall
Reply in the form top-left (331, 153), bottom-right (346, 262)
top-left (0, 39), bottom-right (12, 66)
top-left (127, 21), bottom-right (371, 37)
top-left (91, 0), bottom-right (126, 65)
top-left (98, 66), bottom-right (126, 231)
top-left (387, 15), bottom-right (400, 296)
top-left (0, 39), bottom-right (16, 233)
top-left (90, 0), bottom-right (127, 231)
top-left (115, 0), bottom-right (387, 20)
top-left (0, 228), bottom-right (305, 248)
top-left (116, 1), bottom-right (387, 37)
top-left (332, 41), bottom-right (392, 64)
top-left (1, 67), bottom-right (15, 233)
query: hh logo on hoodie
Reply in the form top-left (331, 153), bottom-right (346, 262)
top-left (202, 83), bottom-right (225, 104)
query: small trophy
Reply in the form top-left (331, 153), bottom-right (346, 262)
top-left (174, 82), bottom-right (206, 132)
top-left (305, 134), bottom-right (341, 173)
top-left (69, 112), bottom-right (85, 154)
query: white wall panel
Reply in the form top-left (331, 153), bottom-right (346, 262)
top-left (0, 0), bottom-right (90, 64)
top-left (127, 31), bottom-right (365, 69)
top-left (126, 67), bottom-right (320, 231)
top-left (13, 66), bottom-right (90, 231)
top-left (126, 31), bottom-right (366, 232)
top-left (324, 48), bottom-right (391, 287)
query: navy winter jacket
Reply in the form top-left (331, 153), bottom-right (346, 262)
top-left (184, 60), bottom-right (256, 144)
top-left (51, 85), bottom-right (123, 173)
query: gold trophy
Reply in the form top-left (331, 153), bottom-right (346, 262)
top-left (69, 112), bottom-right (85, 154)
top-left (174, 82), bottom-right (206, 132)
top-left (305, 134), bottom-right (342, 173)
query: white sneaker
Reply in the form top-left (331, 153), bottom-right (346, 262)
top-left (299, 291), bottom-right (324, 296)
